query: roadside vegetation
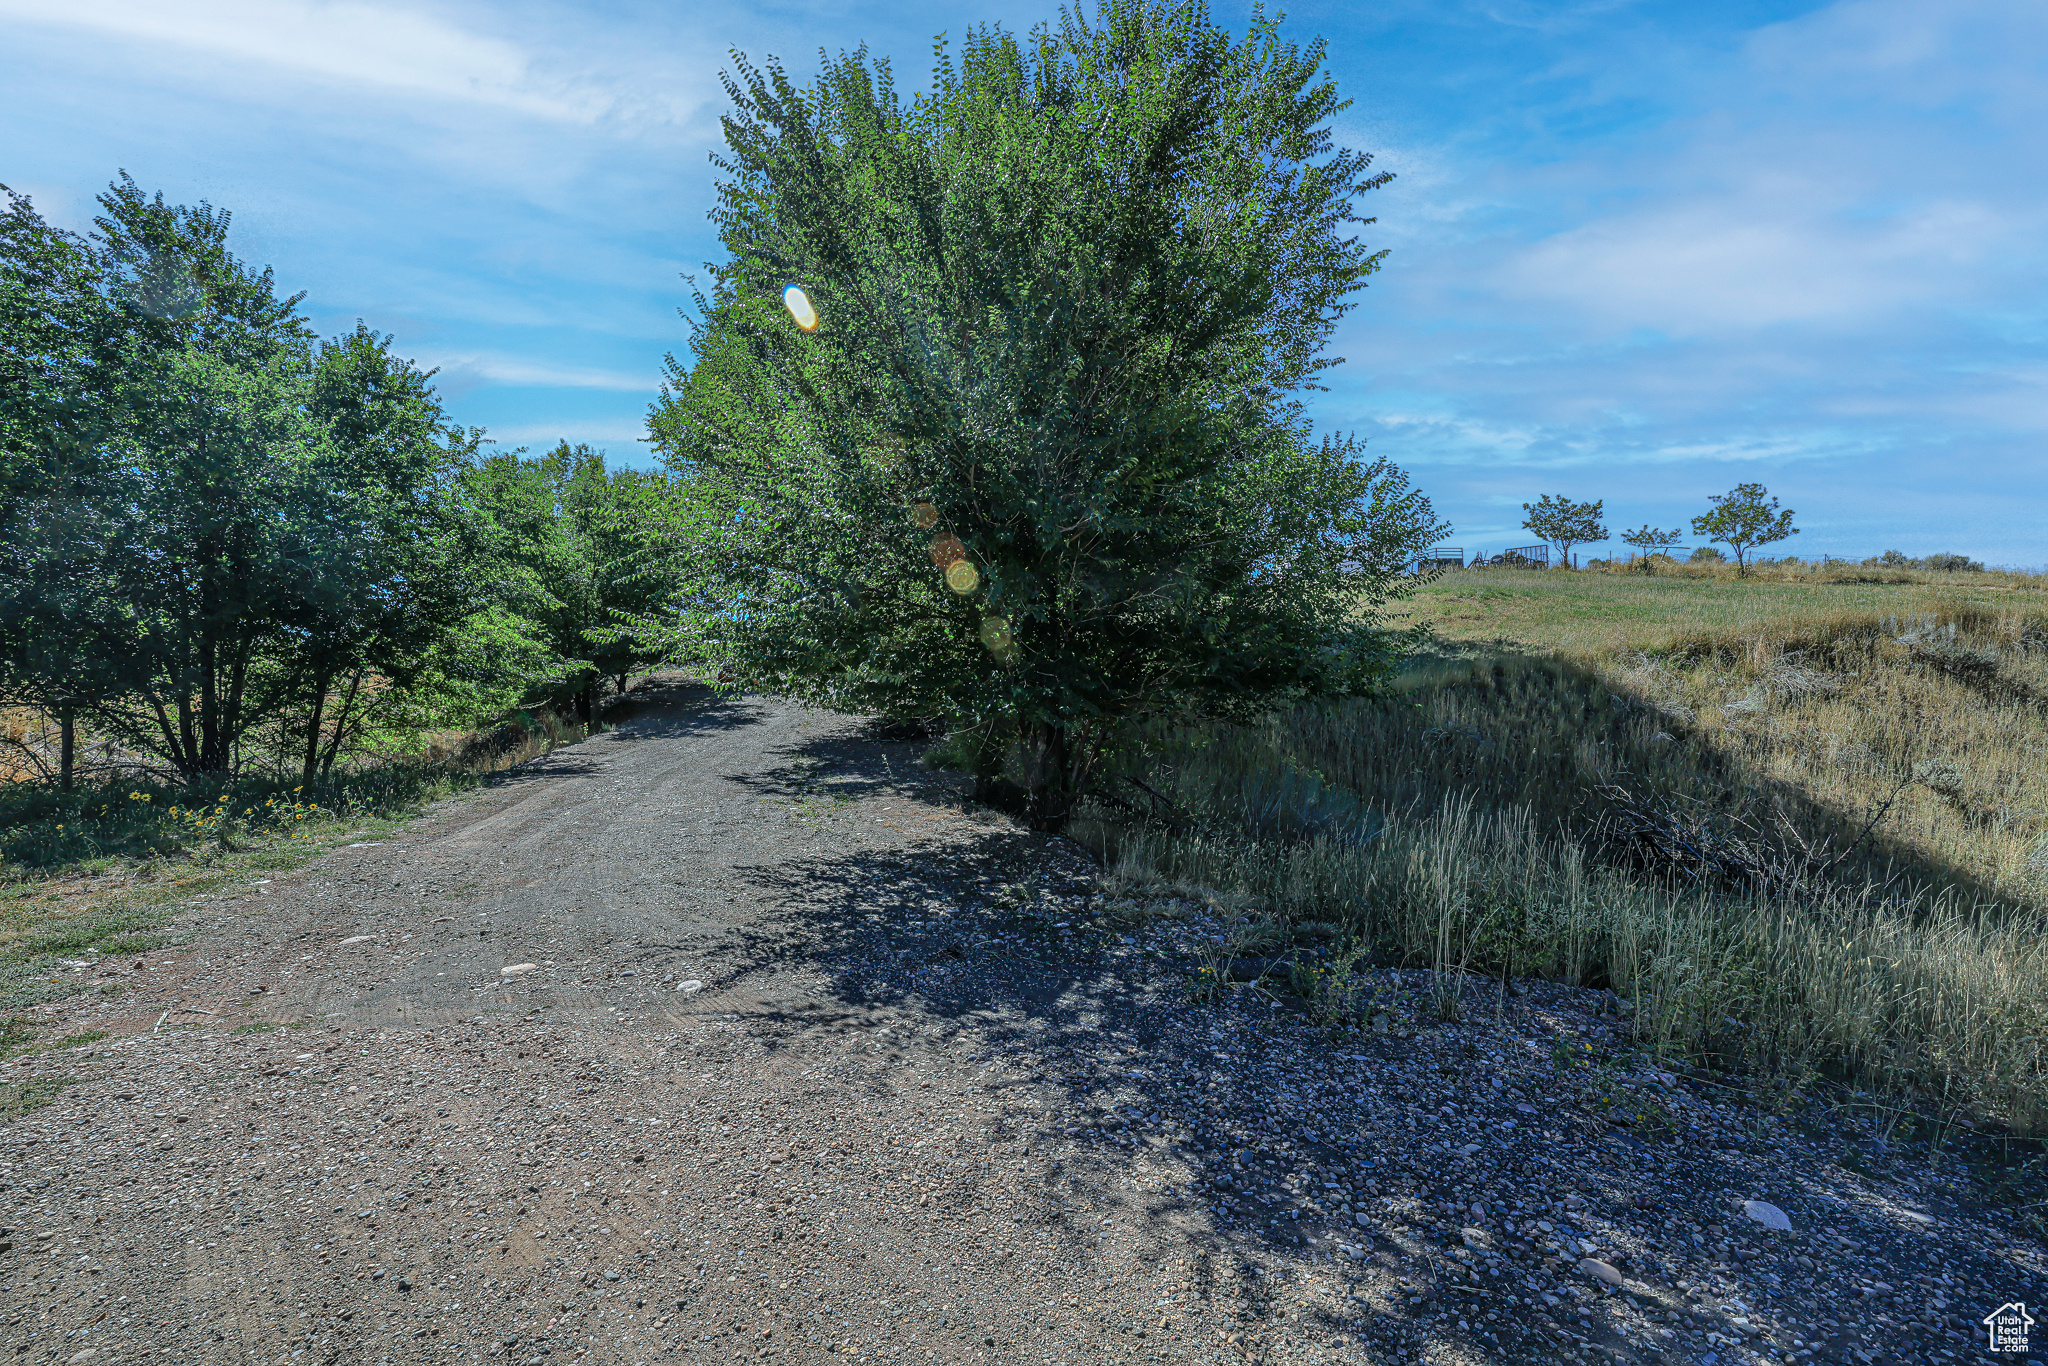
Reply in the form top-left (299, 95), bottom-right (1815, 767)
top-left (0, 697), bottom-right (622, 1015)
top-left (1, 176), bottom-right (678, 798)
top-left (1050, 576), bottom-right (2048, 1143)
top-left (636, 1), bottom-right (1444, 829)
top-left (1393, 559), bottom-right (2048, 656)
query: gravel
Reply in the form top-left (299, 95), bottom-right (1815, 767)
top-left (2, 682), bottom-right (2043, 1364)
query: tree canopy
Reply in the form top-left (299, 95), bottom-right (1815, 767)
top-left (1619, 524), bottom-right (1683, 572)
top-left (1520, 495), bottom-right (1608, 567)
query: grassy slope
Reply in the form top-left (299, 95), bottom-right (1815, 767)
top-left (1384, 567), bottom-right (2048, 907)
top-left (1076, 565), bottom-right (2048, 1135)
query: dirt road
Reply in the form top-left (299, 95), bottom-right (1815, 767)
top-left (4, 682), bottom-right (2044, 1365)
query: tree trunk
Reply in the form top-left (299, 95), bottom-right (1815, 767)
top-left (198, 544), bottom-right (223, 774)
top-left (1024, 722), bottom-right (1074, 832)
top-left (58, 704), bottom-right (75, 792)
top-left (319, 669), bottom-right (366, 778)
top-left (579, 678), bottom-right (595, 731)
top-left (300, 676), bottom-right (330, 786)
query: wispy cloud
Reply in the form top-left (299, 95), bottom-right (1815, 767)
top-left (1328, 0), bottom-right (2048, 559)
top-left (3, 0), bottom-right (575, 116)
top-left (429, 353), bottom-right (658, 394)
top-left (1498, 196), bottom-right (2023, 334)
top-left (0, 0), bottom-right (722, 134)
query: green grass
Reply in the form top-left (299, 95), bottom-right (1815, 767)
top-left (0, 761), bottom-right (470, 870)
top-left (1392, 563), bottom-right (2048, 656)
top-left (0, 1015), bottom-right (36, 1058)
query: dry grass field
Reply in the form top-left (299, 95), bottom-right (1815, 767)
top-left (1075, 564), bottom-right (2048, 1137)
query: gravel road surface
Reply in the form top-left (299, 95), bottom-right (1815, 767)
top-left (4, 682), bottom-right (2044, 1366)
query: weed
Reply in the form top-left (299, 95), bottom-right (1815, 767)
top-left (96, 930), bottom-right (186, 955)
top-left (49, 1029), bottom-right (106, 1050)
top-left (1, 1075), bottom-right (75, 1119)
top-left (234, 1021), bottom-right (277, 1035)
top-left (1294, 938), bottom-right (1371, 1031)
top-left (0, 1016), bottom-right (37, 1059)
top-left (1182, 962), bottom-right (1227, 1006)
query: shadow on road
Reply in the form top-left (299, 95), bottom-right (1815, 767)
top-left (697, 722), bottom-right (1466, 1357)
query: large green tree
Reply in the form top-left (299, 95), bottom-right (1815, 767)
top-left (91, 173), bottom-right (325, 779)
top-left (646, 0), bottom-right (1444, 828)
top-left (2, 176), bottom-right (490, 785)
top-left (275, 324), bottom-right (479, 782)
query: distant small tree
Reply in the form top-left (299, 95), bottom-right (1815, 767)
top-left (1690, 483), bottom-right (1796, 577)
top-left (1619, 525), bottom-right (1682, 573)
top-left (1923, 553), bottom-right (1983, 573)
top-left (1521, 495), bottom-right (1607, 568)
top-left (1689, 546), bottom-right (1724, 564)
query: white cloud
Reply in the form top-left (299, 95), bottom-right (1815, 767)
top-left (483, 422), bottom-right (654, 448)
top-left (0, 0), bottom-right (712, 130)
top-left (3, 0), bottom-right (550, 114)
top-left (1415, 0), bottom-right (2048, 340)
top-left (1370, 411), bottom-right (1545, 458)
top-left (428, 352), bottom-right (658, 392)
top-left (1497, 195), bottom-right (2020, 334)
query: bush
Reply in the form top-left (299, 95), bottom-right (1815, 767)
top-left (1689, 546), bottom-right (1725, 563)
top-left (1865, 550), bottom-right (1984, 573)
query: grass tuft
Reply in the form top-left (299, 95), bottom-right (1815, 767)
top-left (1, 1075), bottom-right (77, 1119)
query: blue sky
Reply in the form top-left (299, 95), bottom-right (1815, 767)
top-left (4, 0), bottom-right (2042, 563)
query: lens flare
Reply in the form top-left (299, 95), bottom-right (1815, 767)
top-left (782, 284), bottom-right (819, 333)
top-left (945, 560), bottom-right (980, 594)
top-left (912, 502), bottom-right (939, 528)
top-left (929, 533), bottom-right (966, 568)
top-left (978, 616), bottom-right (1012, 649)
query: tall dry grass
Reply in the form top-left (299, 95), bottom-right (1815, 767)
top-left (1070, 600), bottom-right (2048, 1136)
